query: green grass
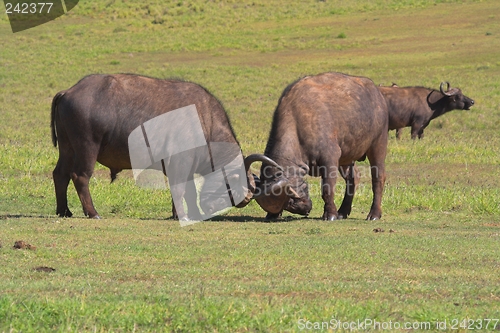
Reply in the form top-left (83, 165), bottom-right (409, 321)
top-left (1, 0), bottom-right (500, 331)
top-left (1, 217), bottom-right (499, 331)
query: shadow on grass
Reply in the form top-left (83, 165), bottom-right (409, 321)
top-left (206, 215), bottom-right (307, 223)
top-left (0, 214), bottom-right (286, 222)
top-left (0, 213), bottom-right (367, 224)
top-left (134, 214), bottom-right (310, 223)
top-left (0, 214), bottom-right (56, 219)
top-left (205, 215), bottom-right (368, 223)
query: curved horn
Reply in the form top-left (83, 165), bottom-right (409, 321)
top-left (440, 82), bottom-right (453, 96)
top-left (235, 155), bottom-right (283, 208)
top-left (253, 178), bottom-right (301, 200)
top-left (244, 154), bottom-right (283, 172)
top-left (253, 178), bottom-right (288, 199)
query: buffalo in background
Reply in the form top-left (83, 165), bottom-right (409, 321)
top-left (379, 82), bottom-right (474, 139)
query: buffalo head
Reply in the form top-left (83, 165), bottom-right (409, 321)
top-left (439, 82), bottom-right (475, 111)
top-left (253, 161), bottom-right (312, 219)
top-left (199, 154), bottom-right (286, 216)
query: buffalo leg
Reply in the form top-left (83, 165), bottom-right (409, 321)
top-left (170, 181), bottom-right (202, 221)
top-left (170, 185), bottom-right (187, 220)
top-left (171, 199), bottom-right (178, 219)
top-left (365, 145), bottom-right (387, 220)
top-left (265, 212), bottom-right (282, 221)
top-left (183, 180), bottom-right (203, 220)
top-left (410, 123), bottom-right (423, 140)
top-left (321, 150), bottom-right (341, 220)
top-left (338, 163), bottom-right (360, 219)
top-left (70, 149), bottom-right (101, 219)
top-left (395, 128), bottom-right (403, 140)
top-left (167, 155), bottom-right (202, 220)
top-left (53, 141), bottom-right (74, 218)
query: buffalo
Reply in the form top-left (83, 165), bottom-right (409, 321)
top-left (51, 74), bottom-right (279, 219)
top-left (379, 82), bottom-right (474, 139)
top-left (253, 72), bottom-right (389, 221)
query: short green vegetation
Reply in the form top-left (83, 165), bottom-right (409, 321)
top-left (1, 0), bottom-right (499, 331)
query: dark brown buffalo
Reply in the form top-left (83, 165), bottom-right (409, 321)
top-left (253, 72), bottom-right (389, 221)
top-left (51, 74), bottom-right (278, 219)
top-left (379, 82), bottom-right (474, 140)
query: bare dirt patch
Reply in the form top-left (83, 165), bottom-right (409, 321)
top-left (13, 240), bottom-right (36, 250)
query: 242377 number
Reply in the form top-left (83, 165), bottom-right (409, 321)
top-left (5, 2), bottom-right (53, 14)
top-left (450, 319), bottom-right (499, 330)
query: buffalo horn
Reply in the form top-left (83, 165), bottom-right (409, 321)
top-left (440, 82), bottom-right (453, 96)
top-left (243, 154), bottom-right (284, 172)
top-left (253, 180), bottom-right (301, 200)
top-left (253, 178), bottom-right (289, 199)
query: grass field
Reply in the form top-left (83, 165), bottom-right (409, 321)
top-left (1, 0), bottom-right (500, 331)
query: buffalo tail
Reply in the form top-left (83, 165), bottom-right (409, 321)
top-left (50, 91), bottom-right (65, 147)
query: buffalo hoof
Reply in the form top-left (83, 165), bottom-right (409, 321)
top-left (189, 214), bottom-right (204, 222)
top-left (175, 215), bottom-right (203, 222)
top-left (322, 214), bottom-right (338, 221)
top-left (264, 212), bottom-right (281, 222)
top-left (91, 215), bottom-right (101, 220)
top-left (366, 210), bottom-right (382, 221)
top-left (57, 209), bottom-right (73, 218)
top-left (337, 210), bottom-right (350, 219)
